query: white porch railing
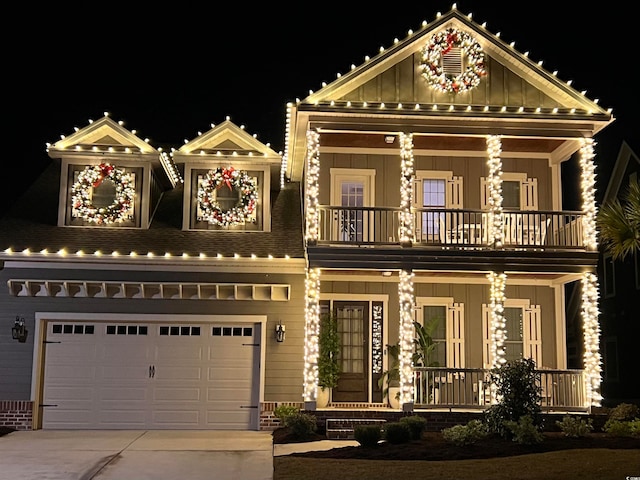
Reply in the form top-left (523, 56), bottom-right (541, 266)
top-left (413, 367), bottom-right (588, 412)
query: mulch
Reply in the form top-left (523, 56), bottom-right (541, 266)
top-left (272, 427), bottom-right (640, 461)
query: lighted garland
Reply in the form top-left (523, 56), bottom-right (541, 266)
top-left (421, 27), bottom-right (486, 94)
top-left (71, 163), bottom-right (134, 224)
top-left (198, 167), bottom-right (257, 226)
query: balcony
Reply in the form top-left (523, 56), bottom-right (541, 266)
top-left (314, 206), bottom-right (585, 250)
top-left (413, 367), bottom-right (587, 412)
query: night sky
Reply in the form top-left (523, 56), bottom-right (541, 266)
top-left (5, 2), bottom-right (637, 213)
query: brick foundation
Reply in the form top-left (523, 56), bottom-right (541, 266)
top-left (0, 401), bottom-right (33, 431)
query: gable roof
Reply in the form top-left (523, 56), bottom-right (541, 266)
top-left (174, 118), bottom-right (281, 162)
top-left (47, 114), bottom-right (182, 188)
top-left (284, 6), bottom-right (614, 181)
top-left (602, 141), bottom-right (640, 203)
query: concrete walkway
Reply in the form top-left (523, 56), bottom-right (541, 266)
top-left (0, 430), bottom-right (274, 480)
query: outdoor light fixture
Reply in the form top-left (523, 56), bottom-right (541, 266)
top-left (275, 321), bottom-right (286, 343)
top-left (12, 316), bottom-right (28, 343)
top-left (384, 135), bottom-right (396, 144)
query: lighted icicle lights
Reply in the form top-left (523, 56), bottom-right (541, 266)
top-left (398, 269), bottom-right (416, 406)
top-left (303, 267), bottom-right (321, 402)
top-left (399, 132), bottom-right (415, 244)
top-left (488, 271), bottom-right (507, 403)
top-left (581, 273), bottom-right (603, 407)
top-left (486, 135), bottom-right (504, 246)
top-left (305, 130), bottom-right (320, 243)
top-left (579, 138), bottom-right (598, 250)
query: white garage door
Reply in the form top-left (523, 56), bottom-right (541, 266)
top-left (42, 321), bottom-right (260, 430)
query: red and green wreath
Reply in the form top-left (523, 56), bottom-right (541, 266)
top-left (421, 27), bottom-right (486, 93)
top-left (198, 167), bottom-right (257, 226)
top-left (71, 163), bottom-right (135, 224)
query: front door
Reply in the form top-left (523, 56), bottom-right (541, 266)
top-left (332, 301), bottom-right (369, 402)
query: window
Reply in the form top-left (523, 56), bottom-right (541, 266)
top-left (503, 307), bottom-right (524, 361)
top-left (416, 298), bottom-right (465, 368)
top-left (603, 254), bottom-right (615, 298)
top-left (481, 173), bottom-right (538, 211)
top-left (330, 169), bottom-right (375, 242)
top-left (414, 171), bottom-right (463, 241)
top-left (502, 181), bottom-right (521, 210)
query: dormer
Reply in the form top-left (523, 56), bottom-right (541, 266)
top-left (47, 114), bottom-right (181, 228)
top-left (172, 119), bottom-right (282, 232)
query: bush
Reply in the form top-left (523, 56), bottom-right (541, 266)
top-left (607, 403), bottom-right (639, 422)
top-left (383, 422), bottom-right (412, 444)
top-left (555, 415), bottom-right (593, 437)
top-left (442, 419), bottom-right (489, 446)
top-left (285, 413), bottom-right (318, 440)
top-left (603, 418), bottom-right (640, 437)
top-left (274, 405), bottom-right (299, 425)
top-left (354, 424), bottom-right (382, 447)
top-left (504, 415), bottom-right (544, 445)
top-left (484, 358), bottom-right (542, 438)
top-left (399, 415), bottom-right (427, 440)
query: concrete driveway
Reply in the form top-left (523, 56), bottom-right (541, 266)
top-left (0, 429), bottom-right (274, 480)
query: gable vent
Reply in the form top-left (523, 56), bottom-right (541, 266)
top-left (442, 47), bottom-right (463, 76)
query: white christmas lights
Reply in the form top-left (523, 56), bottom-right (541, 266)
top-left (399, 133), bottom-right (415, 244)
top-left (486, 135), bottom-right (504, 247)
top-left (303, 267), bottom-right (321, 402)
top-left (304, 130), bottom-right (320, 243)
top-left (398, 270), bottom-right (416, 405)
top-left (581, 273), bottom-right (603, 407)
top-left (488, 271), bottom-right (507, 403)
top-left (579, 138), bottom-right (598, 250)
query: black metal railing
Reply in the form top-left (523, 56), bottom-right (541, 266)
top-left (314, 206), bottom-right (586, 250)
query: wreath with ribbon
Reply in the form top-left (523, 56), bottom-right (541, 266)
top-left (71, 163), bottom-right (135, 224)
top-left (421, 27), bottom-right (486, 94)
top-left (197, 167), bottom-right (257, 226)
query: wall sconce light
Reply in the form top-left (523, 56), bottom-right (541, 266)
top-left (12, 316), bottom-right (28, 343)
top-left (275, 321), bottom-right (286, 343)
top-left (384, 135), bottom-right (396, 144)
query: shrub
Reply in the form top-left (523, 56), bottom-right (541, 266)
top-left (383, 422), bottom-right (412, 444)
top-left (442, 419), bottom-right (489, 446)
top-left (483, 358), bottom-right (542, 438)
top-left (354, 424), bottom-right (382, 447)
top-left (555, 415), bottom-right (593, 437)
top-left (285, 413), bottom-right (318, 440)
top-left (504, 415), bottom-right (544, 445)
top-left (274, 405), bottom-right (299, 425)
top-left (603, 418), bottom-right (640, 437)
top-left (399, 415), bottom-right (428, 440)
top-left (607, 403), bottom-right (639, 422)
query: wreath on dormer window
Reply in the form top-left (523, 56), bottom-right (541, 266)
top-left (421, 27), bottom-right (486, 94)
top-left (71, 163), bottom-right (135, 224)
top-left (197, 167), bottom-right (257, 226)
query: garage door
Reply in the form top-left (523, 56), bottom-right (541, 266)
top-left (42, 321), bottom-right (260, 430)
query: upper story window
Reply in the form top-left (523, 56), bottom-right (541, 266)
top-left (414, 171), bottom-right (463, 242)
top-left (65, 162), bottom-right (141, 227)
top-left (481, 172), bottom-right (538, 211)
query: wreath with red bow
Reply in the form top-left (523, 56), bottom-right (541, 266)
top-left (71, 163), bottom-right (135, 224)
top-left (197, 167), bottom-right (257, 226)
top-left (421, 27), bottom-right (486, 93)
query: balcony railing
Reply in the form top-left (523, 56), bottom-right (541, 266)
top-left (413, 367), bottom-right (587, 412)
top-left (314, 206), bottom-right (585, 249)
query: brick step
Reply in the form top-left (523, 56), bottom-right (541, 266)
top-left (325, 418), bottom-right (387, 440)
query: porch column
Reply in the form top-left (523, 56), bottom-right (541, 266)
top-left (303, 267), bottom-right (321, 408)
top-left (487, 271), bottom-right (507, 403)
top-left (485, 135), bottom-right (504, 247)
top-left (304, 129), bottom-right (320, 246)
top-left (578, 138), bottom-right (602, 407)
top-left (399, 132), bottom-right (414, 246)
top-left (398, 269), bottom-right (415, 411)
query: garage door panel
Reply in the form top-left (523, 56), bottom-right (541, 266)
top-left (153, 387), bottom-right (202, 401)
top-left (44, 321), bottom-right (260, 430)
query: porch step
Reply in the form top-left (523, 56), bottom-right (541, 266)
top-left (325, 418), bottom-right (387, 440)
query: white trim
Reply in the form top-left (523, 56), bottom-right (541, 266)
top-left (329, 168), bottom-right (376, 206)
top-left (31, 312), bottom-right (267, 430)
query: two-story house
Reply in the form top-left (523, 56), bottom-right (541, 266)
top-left (283, 7), bottom-right (612, 414)
top-left (0, 116), bottom-right (307, 431)
top-left (1, 6), bottom-right (616, 432)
